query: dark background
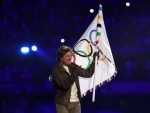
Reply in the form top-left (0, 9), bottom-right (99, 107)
top-left (0, 0), bottom-right (150, 113)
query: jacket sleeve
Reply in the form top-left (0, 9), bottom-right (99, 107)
top-left (51, 68), bottom-right (77, 89)
top-left (72, 61), bottom-right (95, 78)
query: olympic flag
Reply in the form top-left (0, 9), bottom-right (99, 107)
top-left (72, 5), bottom-right (117, 100)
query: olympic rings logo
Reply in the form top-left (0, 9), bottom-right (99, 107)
top-left (72, 29), bottom-right (106, 69)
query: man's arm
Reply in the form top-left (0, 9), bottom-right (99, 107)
top-left (71, 61), bottom-right (95, 78)
top-left (71, 50), bottom-right (100, 78)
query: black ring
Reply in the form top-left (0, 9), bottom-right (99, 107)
top-left (73, 39), bottom-right (93, 57)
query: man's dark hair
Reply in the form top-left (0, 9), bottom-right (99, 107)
top-left (57, 45), bottom-right (72, 62)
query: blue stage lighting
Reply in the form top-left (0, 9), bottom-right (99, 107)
top-left (21, 47), bottom-right (29, 53)
top-left (31, 45), bottom-right (37, 51)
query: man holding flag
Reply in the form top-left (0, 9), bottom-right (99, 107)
top-left (51, 45), bottom-right (99, 113)
top-left (50, 4), bottom-right (116, 113)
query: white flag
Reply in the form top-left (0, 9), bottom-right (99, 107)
top-left (72, 5), bottom-right (117, 97)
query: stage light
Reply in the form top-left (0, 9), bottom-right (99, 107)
top-left (61, 39), bottom-right (65, 43)
top-left (90, 9), bottom-right (94, 13)
top-left (126, 2), bottom-right (130, 6)
top-left (21, 47), bottom-right (29, 53)
top-left (31, 45), bottom-right (37, 51)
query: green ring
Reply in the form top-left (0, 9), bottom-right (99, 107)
top-left (75, 50), bottom-right (91, 69)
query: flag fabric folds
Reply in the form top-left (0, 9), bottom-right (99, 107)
top-left (72, 5), bottom-right (117, 97)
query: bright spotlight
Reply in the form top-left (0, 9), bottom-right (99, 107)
top-left (61, 39), bottom-right (65, 43)
top-left (90, 9), bottom-right (94, 13)
top-left (21, 47), bottom-right (29, 53)
top-left (31, 45), bottom-right (37, 51)
top-left (126, 2), bottom-right (130, 6)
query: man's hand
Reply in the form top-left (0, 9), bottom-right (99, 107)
top-left (93, 50), bottom-right (100, 62)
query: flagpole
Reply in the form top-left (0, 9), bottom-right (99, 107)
top-left (92, 53), bottom-right (98, 102)
top-left (92, 4), bottom-right (102, 102)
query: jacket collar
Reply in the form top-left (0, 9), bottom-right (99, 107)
top-left (57, 62), bottom-right (74, 73)
top-left (57, 62), bottom-right (66, 72)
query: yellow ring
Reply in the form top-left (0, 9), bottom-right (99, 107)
top-left (98, 15), bottom-right (102, 20)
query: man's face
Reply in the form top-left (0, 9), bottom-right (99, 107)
top-left (60, 51), bottom-right (72, 66)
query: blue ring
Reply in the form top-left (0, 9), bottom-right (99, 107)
top-left (89, 29), bottom-right (97, 46)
